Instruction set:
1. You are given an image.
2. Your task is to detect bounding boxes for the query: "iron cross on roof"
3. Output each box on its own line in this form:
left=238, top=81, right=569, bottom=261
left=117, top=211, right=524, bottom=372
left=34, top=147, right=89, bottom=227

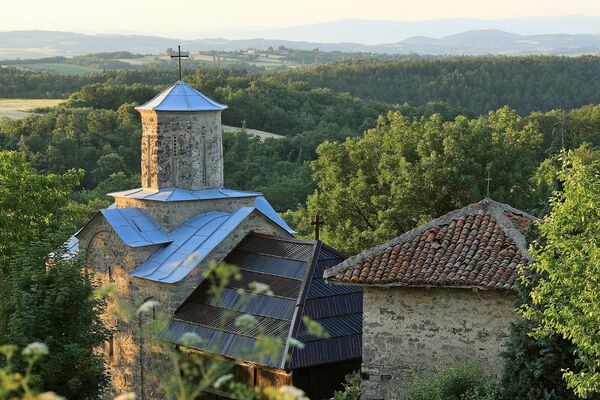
left=171, top=45, right=189, bottom=81
left=311, top=214, right=325, bottom=241
left=485, top=170, right=492, bottom=198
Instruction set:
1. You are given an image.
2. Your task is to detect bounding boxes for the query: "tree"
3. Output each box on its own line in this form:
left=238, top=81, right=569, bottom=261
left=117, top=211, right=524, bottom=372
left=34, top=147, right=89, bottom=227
left=501, top=291, right=582, bottom=399
left=0, top=152, right=108, bottom=398
left=6, top=250, right=109, bottom=399
left=0, top=152, right=82, bottom=336
left=288, top=108, right=542, bottom=254
left=523, top=153, right=600, bottom=398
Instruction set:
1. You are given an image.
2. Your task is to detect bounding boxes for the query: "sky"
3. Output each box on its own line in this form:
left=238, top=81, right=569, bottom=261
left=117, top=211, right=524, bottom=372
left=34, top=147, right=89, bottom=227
left=3, top=0, right=600, bottom=37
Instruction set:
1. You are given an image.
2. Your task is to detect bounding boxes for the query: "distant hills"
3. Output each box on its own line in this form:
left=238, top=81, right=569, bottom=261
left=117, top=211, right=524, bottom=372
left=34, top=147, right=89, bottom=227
left=244, top=16, right=600, bottom=44
left=2, top=24, right=600, bottom=60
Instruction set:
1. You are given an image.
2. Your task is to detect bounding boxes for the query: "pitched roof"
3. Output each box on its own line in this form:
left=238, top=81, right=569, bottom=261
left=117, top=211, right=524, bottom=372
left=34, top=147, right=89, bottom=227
left=108, top=188, right=296, bottom=236
left=135, top=81, right=227, bottom=112
left=99, top=208, right=170, bottom=247
left=162, top=233, right=362, bottom=369
left=324, top=198, right=535, bottom=291
left=131, top=208, right=254, bottom=283
left=72, top=193, right=297, bottom=283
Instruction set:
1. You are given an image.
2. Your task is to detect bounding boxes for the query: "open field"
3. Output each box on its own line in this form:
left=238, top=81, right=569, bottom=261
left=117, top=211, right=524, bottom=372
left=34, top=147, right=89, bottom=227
left=14, top=63, right=102, bottom=75
left=0, top=98, right=65, bottom=119
left=0, top=101, right=283, bottom=140
left=223, top=125, right=284, bottom=140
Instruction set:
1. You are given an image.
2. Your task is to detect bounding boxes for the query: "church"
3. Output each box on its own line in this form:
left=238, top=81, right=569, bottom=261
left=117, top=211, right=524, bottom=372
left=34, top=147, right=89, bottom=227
left=71, top=80, right=362, bottom=399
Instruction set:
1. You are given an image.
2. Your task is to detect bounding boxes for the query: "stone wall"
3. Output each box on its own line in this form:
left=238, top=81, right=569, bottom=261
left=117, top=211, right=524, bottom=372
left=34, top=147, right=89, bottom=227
left=361, top=287, right=518, bottom=400
left=77, top=209, right=290, bottom=398
left=140, top=109, right=224, bottom=191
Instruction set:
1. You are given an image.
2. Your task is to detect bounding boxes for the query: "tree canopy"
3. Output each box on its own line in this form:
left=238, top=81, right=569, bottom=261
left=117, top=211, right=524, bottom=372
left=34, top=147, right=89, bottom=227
left=287, top=108, right=544, bottom=254
left=524, top=153, right=600, bottom=398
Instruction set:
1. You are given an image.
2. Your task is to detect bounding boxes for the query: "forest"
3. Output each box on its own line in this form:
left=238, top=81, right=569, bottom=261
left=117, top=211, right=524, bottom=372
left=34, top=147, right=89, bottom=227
left=271, top=56, right=600, bottom=114
left=0, top=55, right=599, bottom=399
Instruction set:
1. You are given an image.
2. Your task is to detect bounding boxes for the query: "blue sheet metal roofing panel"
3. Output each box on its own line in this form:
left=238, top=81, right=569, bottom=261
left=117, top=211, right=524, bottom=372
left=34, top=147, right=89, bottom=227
left=108, top=187, right=262, bottom=202
left=135, top=81, right=227, bottom=112
left=100, top=208, right=170, bottom=247
left=130, top=208, right=254, bottom=283
left=108, top=188, right=296, bottom=234
left=255, top=196, right=296, bottom=234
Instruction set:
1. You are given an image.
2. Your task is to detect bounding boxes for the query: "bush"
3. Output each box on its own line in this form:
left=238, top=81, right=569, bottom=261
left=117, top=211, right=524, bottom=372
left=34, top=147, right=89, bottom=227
left=407, top=365, right=499, bottom=400
left=331, top=371, right=361, bottom=400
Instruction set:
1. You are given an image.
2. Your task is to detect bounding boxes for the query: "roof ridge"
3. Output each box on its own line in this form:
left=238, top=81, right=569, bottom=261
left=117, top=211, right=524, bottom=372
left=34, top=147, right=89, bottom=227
left=282, top=241, right=321, bottom=369
left=248, top=232, right=313, bottom=245
left=485, top=200, right=534, bottom=262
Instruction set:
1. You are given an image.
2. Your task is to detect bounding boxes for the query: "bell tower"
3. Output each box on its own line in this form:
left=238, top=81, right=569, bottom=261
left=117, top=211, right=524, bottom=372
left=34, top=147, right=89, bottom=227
left=135, top=81, right=227, bottom=191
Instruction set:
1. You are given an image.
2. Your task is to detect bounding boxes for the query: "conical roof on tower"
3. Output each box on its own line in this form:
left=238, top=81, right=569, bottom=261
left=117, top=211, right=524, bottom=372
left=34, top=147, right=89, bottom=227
left=135, top=81, right=227, bottom=112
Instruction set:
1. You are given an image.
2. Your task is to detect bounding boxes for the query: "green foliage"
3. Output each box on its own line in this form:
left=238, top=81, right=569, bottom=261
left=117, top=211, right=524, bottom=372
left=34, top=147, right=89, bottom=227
left=523, top=153, right=600, bottom=397
left=501, top=317, right=583, bottom=400
left=0, top=153, right=108, bottom=398
left=5, top=251, right=109, bottom=399
left=290, top=108, right=543, bottom=254
left=0, top=104, right=140, bottom=189
left=0, top=342, right=65, bottom=400
left=407, top=366, right=499, bottom=400
left=331, top=371, right=361, bottom=400
left=0, top=152, right=83, bottom=336
left=271, top=56, right=600, bottom=115
left=65, top=83, right=159, bottom=110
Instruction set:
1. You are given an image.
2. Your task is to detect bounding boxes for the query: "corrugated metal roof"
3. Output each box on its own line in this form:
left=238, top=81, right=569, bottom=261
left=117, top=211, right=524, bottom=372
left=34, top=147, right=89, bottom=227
left=135, top=81, right=227, bottom=112
left=163, top=233, right=363, bottom=370
left=131, top=208, right=253, bottom=283
left=100, top=208, right=170, bottom=247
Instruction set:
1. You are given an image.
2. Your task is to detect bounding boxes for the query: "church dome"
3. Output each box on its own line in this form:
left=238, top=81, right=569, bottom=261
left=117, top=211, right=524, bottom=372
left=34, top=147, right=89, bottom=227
left=135, top=80, right=228, bottom=112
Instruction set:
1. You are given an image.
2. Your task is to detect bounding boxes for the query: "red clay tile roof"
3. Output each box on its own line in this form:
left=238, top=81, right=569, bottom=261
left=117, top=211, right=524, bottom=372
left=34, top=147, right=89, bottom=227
left=324, top=199, right=535, bottom=291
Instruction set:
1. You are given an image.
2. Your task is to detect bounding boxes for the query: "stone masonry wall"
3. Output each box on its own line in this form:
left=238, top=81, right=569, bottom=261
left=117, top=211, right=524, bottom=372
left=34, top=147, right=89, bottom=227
left=77, top=210, right=290, bottom=399
left=361, top=287, right=518, bottom=400
left=140, top=109, right=224, bottom=191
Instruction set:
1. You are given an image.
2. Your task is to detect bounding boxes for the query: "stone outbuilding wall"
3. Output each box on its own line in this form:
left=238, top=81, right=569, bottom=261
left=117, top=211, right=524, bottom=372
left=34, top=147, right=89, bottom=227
left=361, top=286, right=518, bottom=400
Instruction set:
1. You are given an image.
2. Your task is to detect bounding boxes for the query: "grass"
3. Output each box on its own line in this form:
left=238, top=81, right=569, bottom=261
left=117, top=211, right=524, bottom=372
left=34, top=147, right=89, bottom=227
left=0, top=98, right=65, bottom=119
left=223, top=125, right=284, bottom=140
left=0, top=102, right=283, bottom=141
left=16, top=63, right=102, bottom=75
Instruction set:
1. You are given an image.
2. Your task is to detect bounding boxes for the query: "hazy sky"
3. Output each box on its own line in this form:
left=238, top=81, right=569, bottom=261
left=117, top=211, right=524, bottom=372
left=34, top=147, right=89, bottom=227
left=3, top=0, right=600, bottom=37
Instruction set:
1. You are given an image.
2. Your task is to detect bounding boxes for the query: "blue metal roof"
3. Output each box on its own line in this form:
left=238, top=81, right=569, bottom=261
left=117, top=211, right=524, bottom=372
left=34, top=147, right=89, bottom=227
left=131, top=208, right=253, bottom=283
left=100, top=208, right=171, bottom=247
left=135, top=81, right=227, bottom=112
left=255, top=196, right=296, bottom=234
left=108, top=187, right=296, bottom=234
left=109, top=187, right=262, bottom=202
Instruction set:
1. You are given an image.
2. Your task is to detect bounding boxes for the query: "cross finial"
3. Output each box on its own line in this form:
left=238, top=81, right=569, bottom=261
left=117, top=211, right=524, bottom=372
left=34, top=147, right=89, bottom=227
left=485, top=170, right=492, bottom=198
left=171, top=45, right=189, bottom=81
left=311, top=214, right=325, bottom=241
